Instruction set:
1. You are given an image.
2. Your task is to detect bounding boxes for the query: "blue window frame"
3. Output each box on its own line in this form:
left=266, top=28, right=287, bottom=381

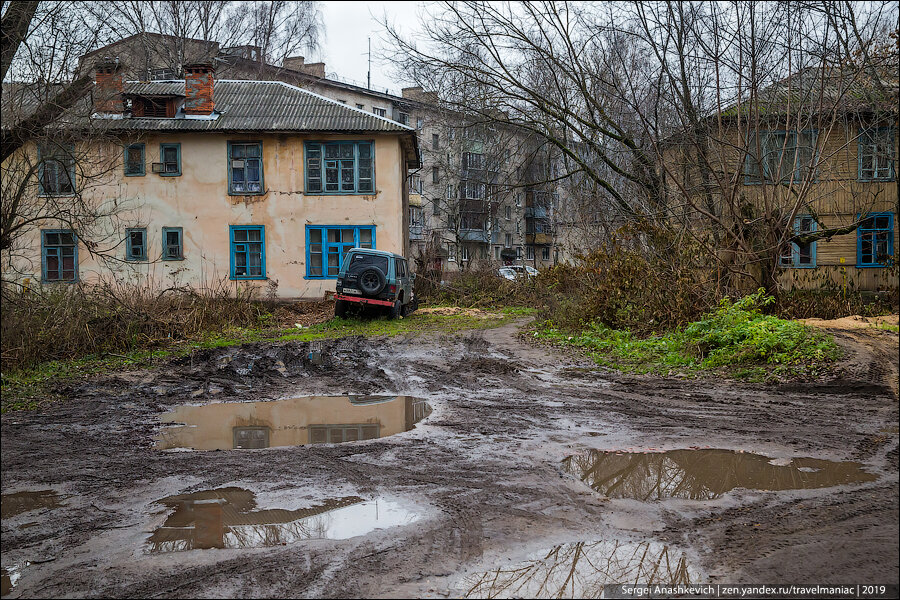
left=228, top=141, right=264, bottom=194
left=857, top=212, right=894, bottom=268
left=38, top=144, right=75, bottom=195
left=858, top=127, right=895, bottom=181
left=159, top=143, right=181, bottom=176
left=779, top=215, right=816, bottom=268
left=41, top=229, right=77, bottom=281
left=305, top=225, right=375, bottom=278
left=125, top=144, right=145, bottom=176
left=162, top=227, right=183, bottom=260
left=304, top=141, right=374, bottom=194
left=230, top=226, right=266, bottom=279
left=125, top=227, right=147, bottom=261
left=744, top=130, right=817, bottom=185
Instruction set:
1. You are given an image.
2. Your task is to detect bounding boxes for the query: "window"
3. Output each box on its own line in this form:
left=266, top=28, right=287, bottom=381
left=124, top=144, right=145, bottom=176
left=516, top=221, right=521, bottom=234
left=398, top=112, right=409, bottom=126
left=309, top=424, right=379, bottom=443
left=857, top=212, right=894, bottom=268
left=432, top=166, right=439, bottom=184
left=356, top=103, right=364, bottom=110
left=779, top=216, right=816, bottom=268
left=448, top=243, right=457, bottom=262
left=159, top=143, right=181, bottom=176
left=373, top=107, right=386, bottom=117
left=409, top=206, right=424, bottom=228
left=305, top=141, right=374, bottom=194
left=744, top=130, right=817, bottom=184
left=433, top=198, right=441, bottom=215
left=494, top=246, right=501, bottom=260
left=526, top=246, right=535, bottom=260
left=462, top=152, right=485, bottom=170
left=39, top=144, right=75, bottom=195
left=230, top=226, right=265, bottom=279
left=125, top=228, right=147, bottom=261
left=162, top=227, right=183, bottom=260
left=445, top=184, right=454, bottom=199
left=233, top=427, right=270, bottom=449
left=542, top=246, right=550, bottom=260
left=305, top=225, right=375, bottom=278
left=338, top=99, right=347, bottom=104
left=515, top=194, right=522, bottom=208
left=228, top=141, right=264, bottom=194
left=460, top=246, right=470, bottom=262
left=416, top=118, right=424, bottom=130
left=460, top=180, right=485, bottom=200
left=505, top=233, right=512, bottom=247
left=41, top=230, right=77, bottom=281
left=516, top=246, right=523, bottom=259
left=432, top=133, right=439, bottom=150
left=505, top=206, right=512, bottom=220
left=408, top=175, right=422, bottom=194
left=858, top=127, right=895, bottom=181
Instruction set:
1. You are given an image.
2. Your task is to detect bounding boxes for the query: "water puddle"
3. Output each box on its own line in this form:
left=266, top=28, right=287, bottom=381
left=562, top=449, right=878, bottom=500
left=147, top=487, right=420, bottom=553
left=460, top=539, right=698, bottom=598
left=155, top=395, right=431, bottom=450
left=1, top=563, right=28, bottom=597
left=1, top=491, right=66, bottom=519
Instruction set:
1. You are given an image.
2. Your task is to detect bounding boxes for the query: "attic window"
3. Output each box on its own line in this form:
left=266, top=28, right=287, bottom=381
left=133, top=97, right=175, bottom=118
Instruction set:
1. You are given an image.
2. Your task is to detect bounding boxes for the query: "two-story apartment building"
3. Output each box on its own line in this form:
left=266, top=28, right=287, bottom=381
left=3, top=62, right=419, bottom=299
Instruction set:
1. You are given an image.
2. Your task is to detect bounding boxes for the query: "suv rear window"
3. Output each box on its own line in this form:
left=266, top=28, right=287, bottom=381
left=346, top=253, right=389, bottom=275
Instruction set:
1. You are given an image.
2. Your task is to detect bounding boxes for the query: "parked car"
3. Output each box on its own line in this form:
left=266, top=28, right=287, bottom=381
left=498, top=265, right=539, bottom=280
left=334, top=249, right=416, bottom=319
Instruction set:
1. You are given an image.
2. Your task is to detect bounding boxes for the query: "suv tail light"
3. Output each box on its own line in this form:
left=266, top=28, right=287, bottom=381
left=389, top=285, right=396, bottom=294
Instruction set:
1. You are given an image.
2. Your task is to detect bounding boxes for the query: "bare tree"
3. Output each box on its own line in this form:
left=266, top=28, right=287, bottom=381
left=383, top=1, right=898, bottom=293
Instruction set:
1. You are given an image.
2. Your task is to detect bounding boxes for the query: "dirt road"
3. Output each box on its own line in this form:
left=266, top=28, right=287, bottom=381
left=1, top=319, right=897, bottom=597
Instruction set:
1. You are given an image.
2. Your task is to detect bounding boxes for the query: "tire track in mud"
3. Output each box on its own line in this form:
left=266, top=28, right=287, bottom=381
left=1, top=320, right=897, bottom=597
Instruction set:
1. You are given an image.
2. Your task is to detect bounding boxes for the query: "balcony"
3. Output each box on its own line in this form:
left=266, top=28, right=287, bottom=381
left=524, top=206, right=548, bottom=219
left=410, top=225, right=424, bottom=240
left=526, top=233, right=553, bottom=245
left=409, top=193, right=422, bottom=207
left=459, top=229, right=491, bottom=243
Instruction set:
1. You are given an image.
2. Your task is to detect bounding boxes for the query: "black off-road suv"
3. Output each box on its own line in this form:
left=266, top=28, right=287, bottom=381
left=334, top=248, right=417, bottom=319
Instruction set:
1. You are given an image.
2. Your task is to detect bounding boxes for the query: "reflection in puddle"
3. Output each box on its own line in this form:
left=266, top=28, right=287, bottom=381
left=147, top=488, right=420, bottom=553
left=1, top=563, right=28, bottom=597
left=1, top=491, right=65, bottom=519
left=462, top=540, right=696, bottom=599
left=562, top=449, right=878, bottom=500
left=155, top=395, right=431, bottom=450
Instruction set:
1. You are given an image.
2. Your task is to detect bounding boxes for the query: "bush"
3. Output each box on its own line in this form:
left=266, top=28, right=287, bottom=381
left=535, top=289, right=841, bottom=375
left=1, top=279, right=270, bottom=372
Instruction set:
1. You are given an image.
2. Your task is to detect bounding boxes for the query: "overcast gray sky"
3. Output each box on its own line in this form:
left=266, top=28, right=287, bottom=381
left=318, top=1, right=426, bottom=95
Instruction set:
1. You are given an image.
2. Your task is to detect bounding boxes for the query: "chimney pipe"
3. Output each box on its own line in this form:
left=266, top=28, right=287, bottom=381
left=184, top=63, right=215, bottom=115
left=94, top=60, right=124, bottom=114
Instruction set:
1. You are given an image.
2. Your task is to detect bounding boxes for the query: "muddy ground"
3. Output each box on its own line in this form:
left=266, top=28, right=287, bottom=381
left=1, top=318, right=898, bottom=598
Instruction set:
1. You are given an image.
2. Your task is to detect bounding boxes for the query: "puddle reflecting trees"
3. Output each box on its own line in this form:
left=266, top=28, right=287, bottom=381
left=562, top=449, right=878, bottom=500
left=462, top=540, right=696, bottom=599
left=155, top=395, right=431, bottom=451
left=147, top=487, right=420, bottom=553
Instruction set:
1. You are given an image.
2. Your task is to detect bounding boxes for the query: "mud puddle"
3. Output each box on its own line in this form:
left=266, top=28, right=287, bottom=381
left=147, top=487, right=420, bottom=553
left=1, top=563, right=28, bottom=597
left=155, top=395, right=431, bottom=450
left=459, top=539, right=698, bottom=598
left=1, top=490, right=66, bottom=519
left=562, top=449, right=878, bottom=500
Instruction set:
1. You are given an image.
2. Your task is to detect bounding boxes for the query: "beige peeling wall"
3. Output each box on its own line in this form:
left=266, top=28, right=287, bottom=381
left=11, top=131, right=407, bottom=299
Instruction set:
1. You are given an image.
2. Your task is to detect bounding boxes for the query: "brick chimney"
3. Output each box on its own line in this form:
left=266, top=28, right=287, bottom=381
left=184, top=63, right=215, bottom=115
left=282, top=56, right=306, bottom=71
left=94, top=60, right=124, bottom=113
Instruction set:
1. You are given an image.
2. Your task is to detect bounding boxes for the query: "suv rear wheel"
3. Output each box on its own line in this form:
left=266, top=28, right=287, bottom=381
left=335, top=299, right=349, bottom=318
left=389, top=299, right=402, bottom=319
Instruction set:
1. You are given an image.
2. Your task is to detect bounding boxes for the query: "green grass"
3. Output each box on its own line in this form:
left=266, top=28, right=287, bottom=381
left=1, top=309, right=513, bottom=413
left=871, top=322, right=900, bottom=333
left=534, top=289, right=842, bottom=379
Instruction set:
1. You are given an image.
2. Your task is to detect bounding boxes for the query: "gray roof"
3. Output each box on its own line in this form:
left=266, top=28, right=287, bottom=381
left=111, top=79, right=415, bottom=133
